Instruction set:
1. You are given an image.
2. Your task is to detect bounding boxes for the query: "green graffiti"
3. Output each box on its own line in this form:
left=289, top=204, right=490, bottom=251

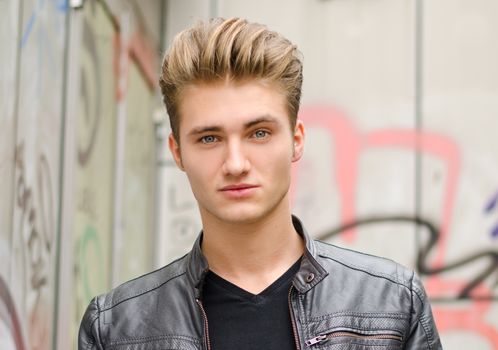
left=79, top=225, right=105, bottom=302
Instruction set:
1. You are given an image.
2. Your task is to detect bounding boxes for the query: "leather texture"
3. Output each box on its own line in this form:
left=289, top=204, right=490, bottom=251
left=78, top=216, right=442, bottom=350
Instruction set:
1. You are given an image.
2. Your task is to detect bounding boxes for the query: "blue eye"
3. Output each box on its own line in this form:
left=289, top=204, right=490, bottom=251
left=200, top=135, right=217, bottom=144
left=253, top=130, right=269, bottom=138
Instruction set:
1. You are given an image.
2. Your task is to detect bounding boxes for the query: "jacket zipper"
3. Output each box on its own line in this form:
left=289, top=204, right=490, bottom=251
left=288, top=286, right=301, bottom=350
left=306, top=330, right=403, bottom=346
left=196, top=299, right=212, bottom=350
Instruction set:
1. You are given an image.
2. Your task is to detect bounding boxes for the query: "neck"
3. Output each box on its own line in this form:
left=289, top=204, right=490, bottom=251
left=200, top=202, right=304, bottom=294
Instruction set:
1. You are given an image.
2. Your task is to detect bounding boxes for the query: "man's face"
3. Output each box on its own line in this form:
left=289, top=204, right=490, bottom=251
left=169, top=80, right=304, bottom=225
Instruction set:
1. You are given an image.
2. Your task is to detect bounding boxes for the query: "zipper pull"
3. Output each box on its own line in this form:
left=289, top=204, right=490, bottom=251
left=305, top=335, right=326, bottom=346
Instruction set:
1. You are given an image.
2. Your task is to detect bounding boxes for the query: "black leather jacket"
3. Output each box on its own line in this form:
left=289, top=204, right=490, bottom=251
left=79, top=217, right=442, bottom=349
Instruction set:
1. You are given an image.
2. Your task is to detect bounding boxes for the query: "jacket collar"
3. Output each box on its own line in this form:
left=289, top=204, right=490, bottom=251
left=186, top=215, right=328, bottom=297
left=290, top=215, right=329, bottom=293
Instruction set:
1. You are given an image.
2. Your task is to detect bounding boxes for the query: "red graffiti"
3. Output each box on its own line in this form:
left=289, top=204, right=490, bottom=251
left=113, top=28, right=158, bottom=101
left=128, top=31, right=157, bottom=90
left=0, top=276, right=26, bottom=350
left=293, top=105, right=498, bottom=347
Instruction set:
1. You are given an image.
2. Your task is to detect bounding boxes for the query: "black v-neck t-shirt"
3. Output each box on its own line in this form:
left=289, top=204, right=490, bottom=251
left=202, top=259, right=301, bottom=350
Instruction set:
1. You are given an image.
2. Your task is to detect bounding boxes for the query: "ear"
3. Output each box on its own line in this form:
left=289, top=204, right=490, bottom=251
left=291, top=119, right=305, bottom=162
left=168, top=133, right=185, bottom=171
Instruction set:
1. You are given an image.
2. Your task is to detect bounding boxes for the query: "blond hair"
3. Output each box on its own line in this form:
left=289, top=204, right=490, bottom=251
left=159, top=17, right=303, bottom=141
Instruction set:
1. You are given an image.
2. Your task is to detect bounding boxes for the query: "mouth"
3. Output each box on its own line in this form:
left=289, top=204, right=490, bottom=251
left=220, top=184, right=259, bottom=191
left=219, top=184, right=260, bottom=198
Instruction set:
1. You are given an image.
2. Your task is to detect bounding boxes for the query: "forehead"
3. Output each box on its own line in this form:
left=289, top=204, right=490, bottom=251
left=177, top=80, right=290, bottom=133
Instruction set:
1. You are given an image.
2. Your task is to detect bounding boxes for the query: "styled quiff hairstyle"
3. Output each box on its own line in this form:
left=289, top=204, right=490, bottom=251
left=159, top=17, right=303, bottom=142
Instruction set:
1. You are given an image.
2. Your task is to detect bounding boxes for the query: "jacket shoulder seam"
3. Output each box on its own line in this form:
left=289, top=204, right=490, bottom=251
left=316, top=241, right=411, bottom=289
left=321, top=253, right=410, bottom=288
left=103, top=270, right=187, bottom=310
left=119, top=253, right=188, bottom=283
left=316, top=240, right=399, bottom=265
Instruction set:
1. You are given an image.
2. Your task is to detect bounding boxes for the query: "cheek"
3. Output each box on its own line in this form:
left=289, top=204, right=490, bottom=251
left=182, top=149, right=221, bottom=181
left=183, top=165, right=211, bottom=203
left=257, top=143, right=293, bottom=173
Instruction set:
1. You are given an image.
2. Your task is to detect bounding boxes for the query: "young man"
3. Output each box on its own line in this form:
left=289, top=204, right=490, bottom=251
left=79, top=18, right=442, bottom=349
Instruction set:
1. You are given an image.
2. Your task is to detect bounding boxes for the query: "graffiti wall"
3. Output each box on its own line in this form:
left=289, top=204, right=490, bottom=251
left=0, top=0, right=160, bottom=349
left=70, top=1, right=159, bottom=347
left=0, top=1, right=23, bottom=348
left=117, top=44, right=157, bottom=284
left=3, top=0, right=68, bottom=348
left=72, top=0, right=117, bottom=340
left=0, top=0, right=20, bottom=282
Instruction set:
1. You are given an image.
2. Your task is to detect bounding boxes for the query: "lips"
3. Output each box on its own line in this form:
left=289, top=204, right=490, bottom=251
left=220, top=184, right=259, bottom=191
left=219, top=184, right=260, bottom=198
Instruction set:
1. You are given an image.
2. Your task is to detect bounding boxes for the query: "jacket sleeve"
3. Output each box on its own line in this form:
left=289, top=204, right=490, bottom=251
left=404, top=272, right=443, bottom=349
left=78, top=297, right=104, bottom=350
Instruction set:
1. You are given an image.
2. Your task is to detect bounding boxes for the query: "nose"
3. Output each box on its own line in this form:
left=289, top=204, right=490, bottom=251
left=222, top=139, right=250, bottom=177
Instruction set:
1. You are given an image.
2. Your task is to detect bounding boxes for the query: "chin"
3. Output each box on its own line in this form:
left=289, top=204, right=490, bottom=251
left=218, top=211, right=262, bottom=225
left=207, top=205, right=267, bottom=225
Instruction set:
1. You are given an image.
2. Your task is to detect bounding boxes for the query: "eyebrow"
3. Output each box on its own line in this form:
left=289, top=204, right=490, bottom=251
left=187, top=115, right=280, bottom=137
left=244, top=115, right=280, bottom=128
left=187, top=125, right=223, bottom=136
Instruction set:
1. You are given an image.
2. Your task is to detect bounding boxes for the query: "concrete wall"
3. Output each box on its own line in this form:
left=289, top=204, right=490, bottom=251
left=0, top=0, right=161, bottom=349
left=163, top=0, right=498, bottom=348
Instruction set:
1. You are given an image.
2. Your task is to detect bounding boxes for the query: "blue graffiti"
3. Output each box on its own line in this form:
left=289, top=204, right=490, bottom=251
left=20, top=0, right=68, bottom=48
left=484, top=190, right=498, bottom=239
left=20, top=11, right=37, bottom=48
left=56, top=0, right=69, bottom=12
left=19, top=0, right=68, bottom=96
